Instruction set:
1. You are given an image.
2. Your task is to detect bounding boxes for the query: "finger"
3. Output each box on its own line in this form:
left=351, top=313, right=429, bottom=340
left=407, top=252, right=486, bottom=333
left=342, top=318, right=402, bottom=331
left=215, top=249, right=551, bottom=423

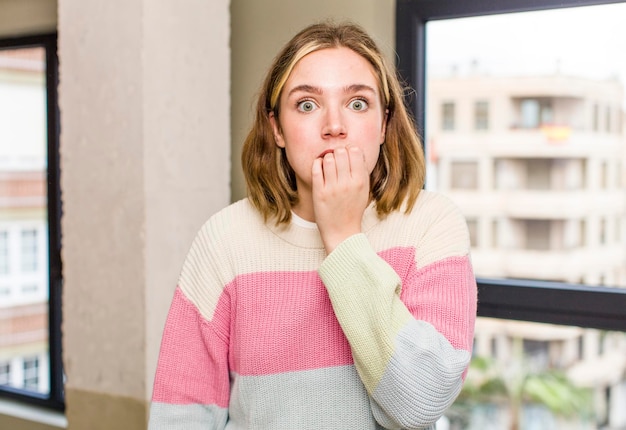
left=347, top=146, right=367, bottom=180
left=333, top=147, right=350, bottom=183
left=322, top=151, right=337, bottom=186
left=312, top=157, right=324, bottom=189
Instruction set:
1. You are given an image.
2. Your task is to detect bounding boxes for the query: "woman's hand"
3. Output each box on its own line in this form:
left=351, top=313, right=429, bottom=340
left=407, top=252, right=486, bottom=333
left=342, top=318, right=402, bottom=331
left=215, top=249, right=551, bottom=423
left=312, top=145, right=370, bottom=254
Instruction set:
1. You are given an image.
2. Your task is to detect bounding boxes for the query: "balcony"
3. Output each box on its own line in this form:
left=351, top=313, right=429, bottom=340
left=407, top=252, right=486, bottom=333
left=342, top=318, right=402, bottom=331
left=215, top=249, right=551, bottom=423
left=433, top=130, right=622, bottom=159
left=449, top=190, right=624, bottom=219
left=471, top=246, right=624, bottom=282
left=502, top=190, right=623, bottom=219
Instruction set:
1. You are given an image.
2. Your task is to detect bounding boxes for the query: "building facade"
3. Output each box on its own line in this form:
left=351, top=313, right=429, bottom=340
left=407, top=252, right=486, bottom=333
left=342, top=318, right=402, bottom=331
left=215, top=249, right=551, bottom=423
left=428, top=73, right=626, bottom=428
left=0, top=47, right=49, bottom=396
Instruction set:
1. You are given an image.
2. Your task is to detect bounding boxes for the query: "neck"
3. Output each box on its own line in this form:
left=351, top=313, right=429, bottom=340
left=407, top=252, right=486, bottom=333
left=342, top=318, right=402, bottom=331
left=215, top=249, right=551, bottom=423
left=292, top=198, right=315, bottom=222
left=292, top=183, right=316, bottom=222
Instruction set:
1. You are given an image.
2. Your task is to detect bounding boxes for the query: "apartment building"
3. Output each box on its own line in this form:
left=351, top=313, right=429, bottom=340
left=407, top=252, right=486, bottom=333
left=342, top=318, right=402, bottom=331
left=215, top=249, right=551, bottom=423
left=0, top=47, right=50, bottom=395
left=427, top=73, right=626, bottom=428
left=428, top=73, right=625, bottom=285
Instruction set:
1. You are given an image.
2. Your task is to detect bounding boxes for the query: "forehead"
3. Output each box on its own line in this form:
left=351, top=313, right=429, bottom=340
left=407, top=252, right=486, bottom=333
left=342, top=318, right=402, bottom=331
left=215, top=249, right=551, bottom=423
left=283, top=47, right=379, bottom=91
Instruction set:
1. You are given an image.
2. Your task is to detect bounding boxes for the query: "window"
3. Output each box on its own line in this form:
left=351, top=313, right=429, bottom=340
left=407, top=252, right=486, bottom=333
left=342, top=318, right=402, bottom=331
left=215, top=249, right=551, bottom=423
left=0, top=34, right=62, bottom=411
left=466, top=218, right=478, bottom=247
left=451, top=161, right=479, bottom=189
left=0, top=231, right=8, bottom=274
left=441, top=101, right=455, bottom=130
left=522, top=339, right=550, bottom=367
left=0, top=362, right=9, bottom=386
left=491, top=219, right=498, bottom=248
left=21, top=284, right=39, bottom=294
left=396, top=0, right=626, bottom=321
left=521, top=99, right=540, bottom=128
left=520, top=98, right=553, bottom=128
left=593, top=103, right=599, bottom=131
left=20, top=229, right=38, bottom=272
left=22, top=356, right=40, bottom=392
left=396, top=0, right=626, bottom=428
left=474, top=100, right=489, bottom=130
left=600, top=161, right=609, bottom=188
left=526, top=159, right=551, bottom=190
left=600, top=217, right=607, bottom=245
left=526, top=220, right=550, bottom=250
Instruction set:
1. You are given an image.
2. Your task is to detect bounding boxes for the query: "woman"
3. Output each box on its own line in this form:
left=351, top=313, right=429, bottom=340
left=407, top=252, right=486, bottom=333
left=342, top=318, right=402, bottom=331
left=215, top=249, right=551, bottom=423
left=149, top=21, right=477, bottom=430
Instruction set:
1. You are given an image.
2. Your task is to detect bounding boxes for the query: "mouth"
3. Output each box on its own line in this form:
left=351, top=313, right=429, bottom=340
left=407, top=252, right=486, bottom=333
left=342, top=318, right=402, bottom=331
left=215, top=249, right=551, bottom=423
left=317, top=149, right=335, bottom=158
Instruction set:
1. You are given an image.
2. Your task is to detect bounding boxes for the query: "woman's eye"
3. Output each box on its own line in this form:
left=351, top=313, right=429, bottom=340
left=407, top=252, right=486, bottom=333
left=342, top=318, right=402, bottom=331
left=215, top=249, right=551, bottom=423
left=297, top=100, right=316, bottom=112
left=349, top=99, right=369, bottom=111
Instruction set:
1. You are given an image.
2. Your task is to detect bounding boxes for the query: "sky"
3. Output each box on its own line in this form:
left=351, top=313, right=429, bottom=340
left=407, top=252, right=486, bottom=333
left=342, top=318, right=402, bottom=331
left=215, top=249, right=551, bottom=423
left=426, top=2, right=626, bottom=90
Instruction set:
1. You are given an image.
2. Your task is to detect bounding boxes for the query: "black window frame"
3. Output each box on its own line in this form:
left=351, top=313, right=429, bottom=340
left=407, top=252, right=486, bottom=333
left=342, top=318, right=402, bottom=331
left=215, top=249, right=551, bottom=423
left=0, top=33, right=63, bottom=411
left=396, top=0, right=626, bottom=332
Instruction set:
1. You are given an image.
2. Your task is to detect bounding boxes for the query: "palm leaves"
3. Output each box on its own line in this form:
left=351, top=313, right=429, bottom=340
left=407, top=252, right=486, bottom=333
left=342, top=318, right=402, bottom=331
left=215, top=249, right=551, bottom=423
left=448, top=337, right=593, bottom=430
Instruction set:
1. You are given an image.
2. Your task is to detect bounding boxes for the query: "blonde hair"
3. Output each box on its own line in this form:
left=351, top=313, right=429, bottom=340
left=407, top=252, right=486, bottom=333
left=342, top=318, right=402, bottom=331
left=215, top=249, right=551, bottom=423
left=242, top=21, right=425, bottom=224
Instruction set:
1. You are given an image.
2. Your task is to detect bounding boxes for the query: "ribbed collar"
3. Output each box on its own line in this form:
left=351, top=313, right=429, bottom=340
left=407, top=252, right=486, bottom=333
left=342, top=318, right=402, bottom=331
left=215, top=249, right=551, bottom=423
left=265, top=202, right=381, bottom=249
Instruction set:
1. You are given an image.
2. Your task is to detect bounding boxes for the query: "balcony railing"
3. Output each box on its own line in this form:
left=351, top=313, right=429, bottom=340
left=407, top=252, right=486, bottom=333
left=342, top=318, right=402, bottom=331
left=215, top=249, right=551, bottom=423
left=471, top=246, right=624, bottom=283
left=433, top=130, right=622, bottom=158
left=450, top=190, right=623, bottom=219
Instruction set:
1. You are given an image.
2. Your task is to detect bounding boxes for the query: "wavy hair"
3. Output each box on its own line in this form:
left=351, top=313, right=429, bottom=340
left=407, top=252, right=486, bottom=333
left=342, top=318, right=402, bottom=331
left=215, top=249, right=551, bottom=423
left=242, top=21, right=425, bottom=224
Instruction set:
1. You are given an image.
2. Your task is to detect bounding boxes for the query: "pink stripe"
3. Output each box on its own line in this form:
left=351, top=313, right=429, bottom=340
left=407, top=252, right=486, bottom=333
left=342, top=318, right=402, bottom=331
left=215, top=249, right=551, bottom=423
left=153, top=247, right=475, bottom=392
left=226, top=249, right=475, bottom=376
left=396, top=252, right=477, bottom=352
left=152, top=288, right=230, bottom=406
left=227, top=271, right=353, bottom=376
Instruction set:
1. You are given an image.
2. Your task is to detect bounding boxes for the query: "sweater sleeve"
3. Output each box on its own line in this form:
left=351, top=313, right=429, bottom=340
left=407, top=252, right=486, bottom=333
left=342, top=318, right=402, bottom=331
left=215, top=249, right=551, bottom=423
left=318, top=199, right=477, bottom=429
left=148, top=223, right=232, bottom=430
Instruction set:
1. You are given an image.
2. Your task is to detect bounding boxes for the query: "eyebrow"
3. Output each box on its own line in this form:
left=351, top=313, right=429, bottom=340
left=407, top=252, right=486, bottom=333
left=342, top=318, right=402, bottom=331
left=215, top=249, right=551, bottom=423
left=286, top=84, right=377, bottom=97
left=287, top=85, right=322, bottom=97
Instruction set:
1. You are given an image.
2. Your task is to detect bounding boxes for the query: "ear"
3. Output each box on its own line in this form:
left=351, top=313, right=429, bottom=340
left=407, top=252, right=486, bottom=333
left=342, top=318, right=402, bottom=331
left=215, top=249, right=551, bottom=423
left=380, top=109, right=389, bottom=145
left=269, top=111, right=285, bottom=148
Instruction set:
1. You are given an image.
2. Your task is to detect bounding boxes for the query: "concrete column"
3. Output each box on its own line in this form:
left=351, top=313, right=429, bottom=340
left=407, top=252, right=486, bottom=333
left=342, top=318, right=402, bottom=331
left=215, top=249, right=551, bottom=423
left=58, top=0, right=230, bottom=428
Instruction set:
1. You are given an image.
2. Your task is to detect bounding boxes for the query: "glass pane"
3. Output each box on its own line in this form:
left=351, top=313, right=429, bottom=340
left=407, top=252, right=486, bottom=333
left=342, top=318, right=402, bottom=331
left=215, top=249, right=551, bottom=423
left=0, top=46, right=50, bottom=395
left=438, top=317, right=626, bottom=430
left=425, top=4, right=626, bottom=429
left=426, top=3, right=626, bottom=288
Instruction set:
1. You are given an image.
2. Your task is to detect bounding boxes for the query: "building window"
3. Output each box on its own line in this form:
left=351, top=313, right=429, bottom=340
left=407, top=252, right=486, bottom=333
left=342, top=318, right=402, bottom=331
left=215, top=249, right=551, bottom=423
left=21, top=284, right=39, bottom=294
left=491, top=219, right=499, bottom=248
left=467, top=218, right=478, bottom=247
left=520, top=99, right=539, bottom=128
left=474, top=100, right=489, bottom=130
left=600, top=161, right=608, bottom=189
left=580, top=219, right=587, bottom=247
left=526, top=220, right=550, bottom=250
left=0, top=34, right=62, bottom=410
left=523, top=339, right=550, bottom=367
left=451, top=161, right=478, bottom=189
left=0, top=361, right=10, bottom=386
left=0, top=231, right=8, bottom=274
left=520, top=98, right=553, bottom=129
left=442, top=101, right=455, bottom=130
left=22, top=356, right=39, bottom=392
left=20, top=229, right=38, bottom=272
left=526, top=159, right=551, bottom=190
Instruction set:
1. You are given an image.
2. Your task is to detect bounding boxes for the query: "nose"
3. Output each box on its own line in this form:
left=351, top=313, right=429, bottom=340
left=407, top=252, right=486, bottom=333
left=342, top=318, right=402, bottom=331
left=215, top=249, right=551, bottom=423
left=321, top=106, right=346, bottom=139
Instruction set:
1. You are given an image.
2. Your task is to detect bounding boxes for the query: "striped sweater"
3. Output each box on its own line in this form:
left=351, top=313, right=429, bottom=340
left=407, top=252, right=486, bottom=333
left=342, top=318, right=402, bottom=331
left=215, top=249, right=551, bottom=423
left=149, top=190, right=477, bottom=430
